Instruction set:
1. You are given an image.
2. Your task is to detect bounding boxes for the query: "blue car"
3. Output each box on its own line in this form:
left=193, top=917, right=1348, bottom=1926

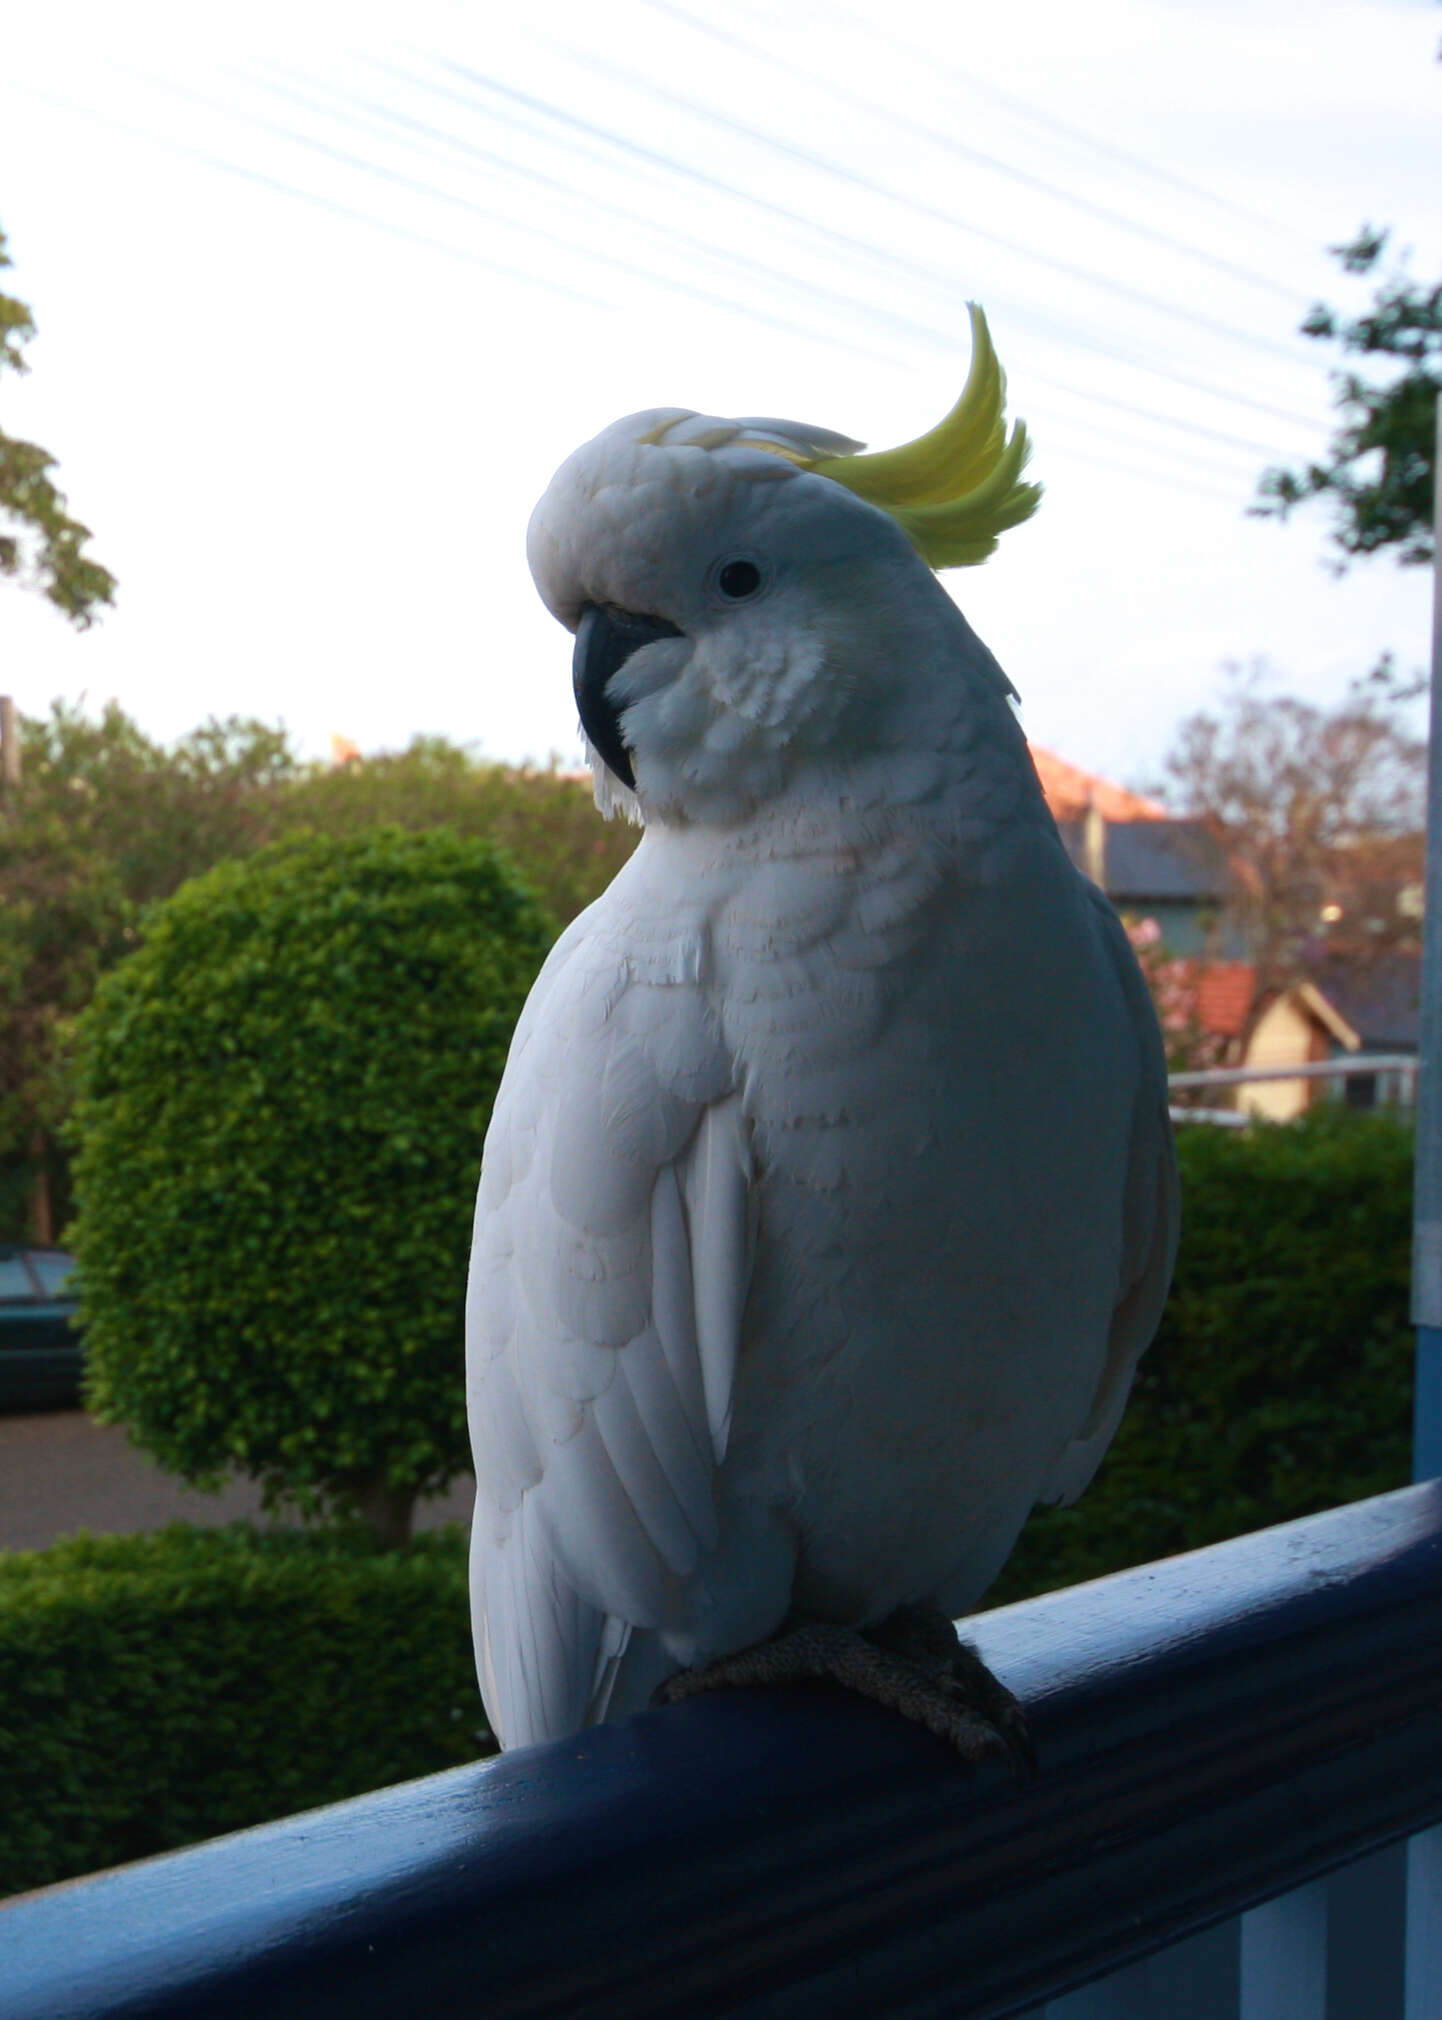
left=0, top=1247, right=81, bottom=1411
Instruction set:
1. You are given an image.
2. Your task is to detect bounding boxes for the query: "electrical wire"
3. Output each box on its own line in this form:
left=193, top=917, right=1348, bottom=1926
left=14, top=64, right=1312, bottom=512
left=418, top=47, right=1312, bottom=379
left=261, top=60, right=1277, bottom=490
left=113, top=68, right=904, bottom=368
left=392, top=51, right=1324, bottom=435
left=642, top=1, right=1307, bottom=309
left=6, top=82, right=611, bottom=314
left=771, top=0, right=1308, bottom=248
left=258, top=53, right=1304, bottom=458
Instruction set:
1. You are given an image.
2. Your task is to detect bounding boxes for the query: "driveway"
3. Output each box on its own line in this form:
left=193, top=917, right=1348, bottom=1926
left=0, top=1410, right=475, bottom=1553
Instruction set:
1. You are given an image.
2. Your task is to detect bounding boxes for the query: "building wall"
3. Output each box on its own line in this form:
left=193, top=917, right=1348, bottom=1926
left=1238, top=997, right=1329, bottom=1122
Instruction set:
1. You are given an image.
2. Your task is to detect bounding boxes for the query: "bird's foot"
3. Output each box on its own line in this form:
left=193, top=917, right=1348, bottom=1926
left=654, top=1600, right=1035, bottom=1771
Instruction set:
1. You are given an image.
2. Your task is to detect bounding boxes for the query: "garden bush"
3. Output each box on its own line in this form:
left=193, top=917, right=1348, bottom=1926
left=67, top=827, right=554, bottom=1543
left=0, top=1522, right=483, bottom=1899
left=6, top=1109, right=1416, bottom=1898
left=989, top=1107, right=1415, bottom=1604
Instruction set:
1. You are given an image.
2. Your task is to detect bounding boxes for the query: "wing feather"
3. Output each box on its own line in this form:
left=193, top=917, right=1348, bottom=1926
left=678, top=1095, right=754, bottom=1464
left=1039, top=889, right=1180, bottom=1506
left=590, top=1356, right=712, bottom=1570
left=473, top=1493, right=605, bottom=1749
left=649, top=1164, right=714, bottom=1456
left=467, top=906, right=746, bottom=1748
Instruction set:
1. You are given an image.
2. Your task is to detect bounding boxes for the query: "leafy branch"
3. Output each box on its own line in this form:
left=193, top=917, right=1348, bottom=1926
left=0, top=225, right=116, bottom=627
left=1252, top=228, right=1441, bottom=571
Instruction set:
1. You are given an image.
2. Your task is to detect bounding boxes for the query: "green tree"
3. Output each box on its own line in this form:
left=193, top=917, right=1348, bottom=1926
left=991, top=1108, right=1414, bottom=1604
left=68, top=828, right=554, bottom=1545
left=278, top=739, right=638, bottom=926
left=1160, top=663, right=1425, bottom=1002
left=0, top=703, right=299, bottom=1239
left=1252, top=228, right=1440, bottom=569
left=1, top=227, right=115, bottom=625
left=0, top=705, right=629, bottom=1244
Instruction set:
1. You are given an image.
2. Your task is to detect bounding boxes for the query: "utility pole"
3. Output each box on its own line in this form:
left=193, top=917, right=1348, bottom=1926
left=1411, top=402, right=1442, bottom=1483
left=1405, top=397, right=1442, bottom=2020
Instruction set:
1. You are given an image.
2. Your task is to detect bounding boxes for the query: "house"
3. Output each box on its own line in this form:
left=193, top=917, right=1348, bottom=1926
left=1031, top=747, right=1232, bottom=958
left=1232, top=952, right=1421, bottom=1119
left=1031, top=749, right=1418, bottom=1114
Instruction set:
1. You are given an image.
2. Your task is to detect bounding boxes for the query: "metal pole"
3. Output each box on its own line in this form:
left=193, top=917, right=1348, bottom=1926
left=1406, top=399, right=1442, bottom=2020
left=1405, top=406, right=1437, bottom=1486
left=1411, top=400, right=1442, bottom=1482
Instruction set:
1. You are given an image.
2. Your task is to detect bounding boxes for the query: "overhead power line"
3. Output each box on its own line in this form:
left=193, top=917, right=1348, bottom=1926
left=238, top=52, right=1324, bottom=472
left=818, top=0, right=1310, bottom=249
left=397, top=51, right=1322, bottom=435
left=262, top=57, right=1286, bottom=491
left=8, top=83, right=611, bottom=314
left=123, top=68, right=901, bottom=367
left=643, top=1, right=1306, bottom=310
left=261, top=54, right=1305, bottom=460
left=20, top=64, right=1308, bottom=511
left=425, top=46, right=1308, bottom=376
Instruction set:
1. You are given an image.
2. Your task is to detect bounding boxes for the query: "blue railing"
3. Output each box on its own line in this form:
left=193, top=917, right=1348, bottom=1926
left=4, top=1480, right=1440, bottom=2019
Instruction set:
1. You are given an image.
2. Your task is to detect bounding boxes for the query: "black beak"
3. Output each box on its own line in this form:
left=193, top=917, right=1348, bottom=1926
left=573, top=605, right=682, bottom=792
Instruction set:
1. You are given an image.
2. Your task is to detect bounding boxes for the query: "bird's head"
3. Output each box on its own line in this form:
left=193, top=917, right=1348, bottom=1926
left=526, top=305, right=1041, bottom=827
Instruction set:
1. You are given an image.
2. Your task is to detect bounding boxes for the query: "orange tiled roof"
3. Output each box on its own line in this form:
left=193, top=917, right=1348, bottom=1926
left=1031, top=747, right=1168, bottom=824
left=1192, top=962, right=1257, bottom=1039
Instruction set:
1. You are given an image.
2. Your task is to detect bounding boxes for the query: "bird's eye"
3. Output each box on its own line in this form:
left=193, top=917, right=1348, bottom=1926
left=715, top=557, right=764, bottom=601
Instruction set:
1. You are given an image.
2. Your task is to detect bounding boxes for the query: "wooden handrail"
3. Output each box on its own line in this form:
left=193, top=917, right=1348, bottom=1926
left=4, top=1482, right=1441, bottom=2019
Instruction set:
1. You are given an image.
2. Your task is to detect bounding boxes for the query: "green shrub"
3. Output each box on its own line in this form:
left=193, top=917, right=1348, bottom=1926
left=9, top=1110, right=1416, bottom=1897
left=989, top=1107, right=1416, bottom=1605
left=67, top=828, right=554, bottom=1542
left=0, top=1522, right=486, bottom=1899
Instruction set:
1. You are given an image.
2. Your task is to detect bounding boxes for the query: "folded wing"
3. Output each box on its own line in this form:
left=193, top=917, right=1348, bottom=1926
left=466, top=916, right=748, bottom=1748
left=1038, top=889, right=1181, bottom=1507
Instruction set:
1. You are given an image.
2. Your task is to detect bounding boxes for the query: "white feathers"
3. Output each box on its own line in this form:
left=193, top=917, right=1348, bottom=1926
left=466, top=903, right=749, bottom=1746
left=674, top=1097, right=753, bottom=1465
left=467, top=399, right=1178, bottom=1750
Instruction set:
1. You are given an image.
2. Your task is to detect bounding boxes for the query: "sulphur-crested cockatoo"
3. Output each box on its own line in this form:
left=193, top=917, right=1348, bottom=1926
left=467, top=305, right=1178, bottom=1758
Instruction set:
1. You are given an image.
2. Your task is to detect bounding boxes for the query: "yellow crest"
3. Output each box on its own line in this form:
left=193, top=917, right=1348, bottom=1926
left=807, top=304, right=1041, bottom=569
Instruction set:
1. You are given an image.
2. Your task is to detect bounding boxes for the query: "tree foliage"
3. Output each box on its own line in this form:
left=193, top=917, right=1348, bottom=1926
left=277, top=739, right=638, bottom=926
left=0, top=705, right=633, bottom=1240
left=0, top=226, right=115, bottom=626
left=991, top=1108, right=1414, bottom=1605
left=1160, top=664, right=1425, bottom=997
left=1120, top=915, right=1229, bottom=1076
left=0, top=704, right=299, bottom=1237
left=68, top=828, right=555, bottom=1544
left=0, top=1524, right=484, bottom=1898
left=1253, top=228, right=1441, bottom=569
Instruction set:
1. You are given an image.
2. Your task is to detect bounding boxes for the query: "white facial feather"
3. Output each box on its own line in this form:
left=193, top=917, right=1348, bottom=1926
left=527, top=407, right=1020, bottom=827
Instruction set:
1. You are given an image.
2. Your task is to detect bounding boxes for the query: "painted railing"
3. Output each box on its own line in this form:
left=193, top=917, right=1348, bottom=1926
left=1170, top=1054, right=1420, bottom=1098
left=4, top=1480, right=1440, bottom=2020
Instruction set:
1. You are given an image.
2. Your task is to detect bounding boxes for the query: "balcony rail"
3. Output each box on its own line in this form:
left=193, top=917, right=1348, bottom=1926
left=4, top=1481, right=1440, bottom=2020
left=1168, top=1053, right=1420, bottom=1130
left=1169, top=1056, right=1419, bottom=1095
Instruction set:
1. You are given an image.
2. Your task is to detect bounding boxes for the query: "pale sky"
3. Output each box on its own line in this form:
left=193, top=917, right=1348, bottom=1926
left=1, top=0, right=1438, bottom=794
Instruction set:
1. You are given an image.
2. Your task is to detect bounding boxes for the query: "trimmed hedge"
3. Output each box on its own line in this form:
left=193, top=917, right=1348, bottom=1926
left=67, top=828, right=555, bottom=1535
left=989, top=1107, right=1415, bottom=1605
left=0, top=1522, right=485, bottom=1899
left=2, top=1110, right=1417, bottom=1898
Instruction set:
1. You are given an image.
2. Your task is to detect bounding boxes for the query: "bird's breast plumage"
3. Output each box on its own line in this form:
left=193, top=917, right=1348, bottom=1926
left=472, top=362, right=1176, bottom=1748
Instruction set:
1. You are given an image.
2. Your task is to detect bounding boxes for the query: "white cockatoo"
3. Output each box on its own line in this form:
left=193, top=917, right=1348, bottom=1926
left=466, top=305, right=1178, bottom=1758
